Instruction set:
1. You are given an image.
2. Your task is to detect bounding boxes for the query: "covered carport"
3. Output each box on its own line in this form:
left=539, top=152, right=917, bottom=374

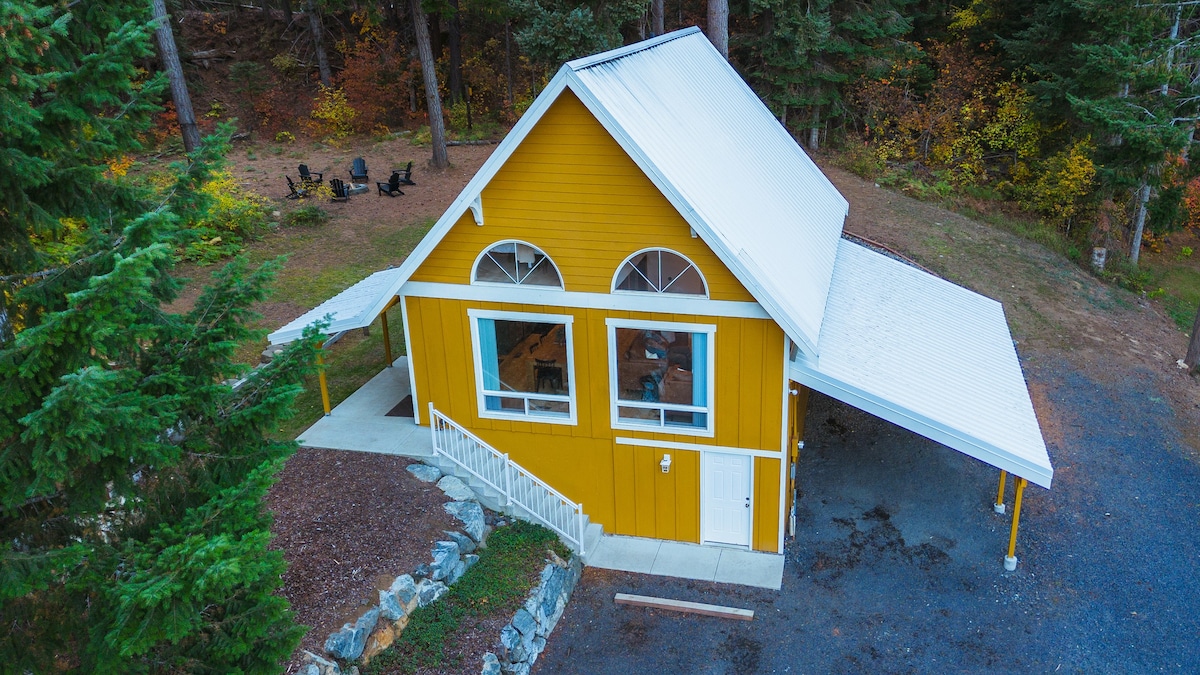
left=790, top=239, right=1053, bottom=569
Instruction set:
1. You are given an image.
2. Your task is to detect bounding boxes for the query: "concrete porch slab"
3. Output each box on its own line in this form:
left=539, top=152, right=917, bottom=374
left=587, top=534, right=785, bottom=590
left=295, top=358, right=433, bottom=458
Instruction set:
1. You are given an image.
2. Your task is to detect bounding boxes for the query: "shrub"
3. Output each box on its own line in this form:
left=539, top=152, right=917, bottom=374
left=181, top=170, right=272, bottom=264
left=285, top=204, right=330, bottom=227
left=309, top=85, right=358, bottom=142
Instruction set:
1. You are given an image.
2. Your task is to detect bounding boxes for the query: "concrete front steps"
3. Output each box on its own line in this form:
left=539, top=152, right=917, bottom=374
left=424, top=452, right=604, bottom=560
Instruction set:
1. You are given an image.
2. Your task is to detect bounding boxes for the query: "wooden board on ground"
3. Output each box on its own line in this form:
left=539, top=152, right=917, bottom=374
left=614, top=593, right=754, bottom=621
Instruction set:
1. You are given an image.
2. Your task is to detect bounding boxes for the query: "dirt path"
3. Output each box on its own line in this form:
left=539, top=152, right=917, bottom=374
left=171, top=138, right=496, bottom=329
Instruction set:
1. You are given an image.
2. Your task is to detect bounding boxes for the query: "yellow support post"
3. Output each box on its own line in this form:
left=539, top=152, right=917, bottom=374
left=1004, top=477, right=1027, bottom=570
left=380, top=309, right=393, bottom=367
left=316, top=347, right=331, bottom=416
left=994, top=470, right=1008, bottom=514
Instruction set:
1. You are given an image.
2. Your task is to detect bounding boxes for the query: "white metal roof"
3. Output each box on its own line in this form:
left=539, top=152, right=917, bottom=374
left=353, top=27, right=847, bottom=357
left=790, top=240, right=1053, bottom=488
left=268, top=267, right=404, bottom=344
left=566, top=28, right=848, bottom=355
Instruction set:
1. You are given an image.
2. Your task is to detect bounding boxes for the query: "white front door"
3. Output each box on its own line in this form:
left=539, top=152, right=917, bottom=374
left=702, top=451, right=752, bottom=547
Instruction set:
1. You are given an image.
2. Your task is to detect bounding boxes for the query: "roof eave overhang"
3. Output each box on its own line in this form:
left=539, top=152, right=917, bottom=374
left=790, top=355, right=1054, bottom=489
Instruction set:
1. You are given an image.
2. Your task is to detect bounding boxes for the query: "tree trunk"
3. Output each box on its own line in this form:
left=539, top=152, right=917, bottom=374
left=1130, top=179, right=1151, bottom=266
left=651, top=0, right=664, bottom=35
left=448, top=0, right=463, bottom=104
left=151, top=0, right=201, bottom=153
left=1185, top=303, right=1200, bottom=372
left=306, top=0, right=332, bottom=86
left=279, top=0, right=292, bottom=25
left=504, top=20, right=513, bottom=104
left=412, top=0, right=448, bottom=169
left=707, top=0, right=728, bottom=58
left=808, top=104, right=820, bottom=151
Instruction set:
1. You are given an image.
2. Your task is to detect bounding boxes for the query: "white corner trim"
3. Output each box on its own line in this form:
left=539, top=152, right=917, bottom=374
left=777, top=337, right=791, bottom=554
left=401, top=295, right=420, bottom=425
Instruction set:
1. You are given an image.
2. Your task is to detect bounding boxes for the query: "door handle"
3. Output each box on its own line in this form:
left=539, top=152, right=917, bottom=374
left=744, top=498, right=750, bottom=508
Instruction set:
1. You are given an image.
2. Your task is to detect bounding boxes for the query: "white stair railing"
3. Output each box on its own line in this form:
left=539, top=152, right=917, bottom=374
left=429, top=404, right=585, bottom=557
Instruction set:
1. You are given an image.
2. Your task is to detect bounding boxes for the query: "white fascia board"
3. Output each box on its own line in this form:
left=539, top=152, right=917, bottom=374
left=359, top=69, right=577, bottom=311
left=790, top=357, right=1054, bottom=489
left=561, top=71, right=819, bottom=358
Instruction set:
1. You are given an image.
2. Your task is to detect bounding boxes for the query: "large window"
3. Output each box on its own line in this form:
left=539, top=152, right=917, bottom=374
left=607, top=318, right=714, bottom=434
left=469, top=309, right=575, bottom=423
left=612, top=248, right=707, bottom=296
left=473, top=241, right=562, bottom=288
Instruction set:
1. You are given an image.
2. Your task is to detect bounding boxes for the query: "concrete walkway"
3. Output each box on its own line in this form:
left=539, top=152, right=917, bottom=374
left=295, top=359, right=433, bottom=458
left=587, top=534, right=785, bottom=590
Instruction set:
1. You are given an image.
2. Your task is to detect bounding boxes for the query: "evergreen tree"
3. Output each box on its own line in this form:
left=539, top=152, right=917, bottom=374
left=508, top=0, right=648, bottom=71
left=739, top=0, right=914, bottom=146
left=1000, top=0, right=1200, bottom=259
left=1, top=1, right=320, bottom=670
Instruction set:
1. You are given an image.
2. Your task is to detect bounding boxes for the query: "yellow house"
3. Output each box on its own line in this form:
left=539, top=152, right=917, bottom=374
left=271, top=29, right=1052, bottom=565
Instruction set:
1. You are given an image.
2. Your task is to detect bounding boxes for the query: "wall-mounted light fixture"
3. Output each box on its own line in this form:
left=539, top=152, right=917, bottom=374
left=659, top=454, right=672, bottom=474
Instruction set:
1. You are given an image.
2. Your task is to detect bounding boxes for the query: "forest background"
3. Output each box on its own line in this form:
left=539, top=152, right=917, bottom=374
left=5, top=0, right=1200, bottom=671
left=170, top=0, right=1200, bottom=281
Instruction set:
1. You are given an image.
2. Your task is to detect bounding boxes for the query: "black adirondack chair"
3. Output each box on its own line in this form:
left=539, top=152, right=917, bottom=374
left=349, top=157, right=368, bottom=183
left=286, top=175, right=306, bottom=199
left=394, top=160, right=416, bottom=186
left=377, top=172, right=404, bottom=197
left=329, top=178, right=350, bottom=202
left=298, top=164, right=323, bottom=185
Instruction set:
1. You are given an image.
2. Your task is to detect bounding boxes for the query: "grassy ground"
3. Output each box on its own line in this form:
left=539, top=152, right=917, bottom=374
left=363, top=521, right=571, bottom=675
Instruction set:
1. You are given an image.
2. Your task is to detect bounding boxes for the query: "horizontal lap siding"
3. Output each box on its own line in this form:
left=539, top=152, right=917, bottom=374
left=409, top=90, right=755, bottom=303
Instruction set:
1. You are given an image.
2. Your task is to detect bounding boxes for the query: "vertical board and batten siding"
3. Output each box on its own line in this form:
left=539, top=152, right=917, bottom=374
left=406, top=296, right=785, bottom=549
left=405, top=91, right=787, bottom=550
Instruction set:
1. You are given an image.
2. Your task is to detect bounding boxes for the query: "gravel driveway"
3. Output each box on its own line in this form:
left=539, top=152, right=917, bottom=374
left=533, top=353, right=1200, bottom=673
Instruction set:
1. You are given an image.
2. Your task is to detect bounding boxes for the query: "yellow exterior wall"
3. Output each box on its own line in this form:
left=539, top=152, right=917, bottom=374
left=410, top=90, right=754, bottom=303
left=404, top=89, right=789, bottom=551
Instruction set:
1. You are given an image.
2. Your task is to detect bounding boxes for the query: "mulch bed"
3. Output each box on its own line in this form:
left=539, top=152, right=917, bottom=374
left=266, top=447, right=460, bottom=671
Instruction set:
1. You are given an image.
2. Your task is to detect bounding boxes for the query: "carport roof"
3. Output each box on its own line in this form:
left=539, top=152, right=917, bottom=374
left=267, top=267, right=404, bottom=345
left=790, top=239, right=1053, bottom=488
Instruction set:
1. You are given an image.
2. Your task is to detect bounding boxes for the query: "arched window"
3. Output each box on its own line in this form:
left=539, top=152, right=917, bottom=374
left=612, top=248, right=707, bottom=297
left=472, top=241, right=563, bottom=289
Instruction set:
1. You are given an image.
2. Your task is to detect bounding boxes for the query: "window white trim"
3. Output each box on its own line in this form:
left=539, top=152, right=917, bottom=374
left=468, top=308, right=577, bottom=425
left=611, top=247, right=709, bottom=297
left=606, top=317, right=716, bottom=437
left=471, top=240, right=564, bottom=290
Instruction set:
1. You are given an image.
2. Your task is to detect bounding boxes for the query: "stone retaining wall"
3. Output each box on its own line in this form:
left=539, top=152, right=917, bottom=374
left=299, top=459, right=584, bottom=675
left=483, top=549, right=583, bottom=675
